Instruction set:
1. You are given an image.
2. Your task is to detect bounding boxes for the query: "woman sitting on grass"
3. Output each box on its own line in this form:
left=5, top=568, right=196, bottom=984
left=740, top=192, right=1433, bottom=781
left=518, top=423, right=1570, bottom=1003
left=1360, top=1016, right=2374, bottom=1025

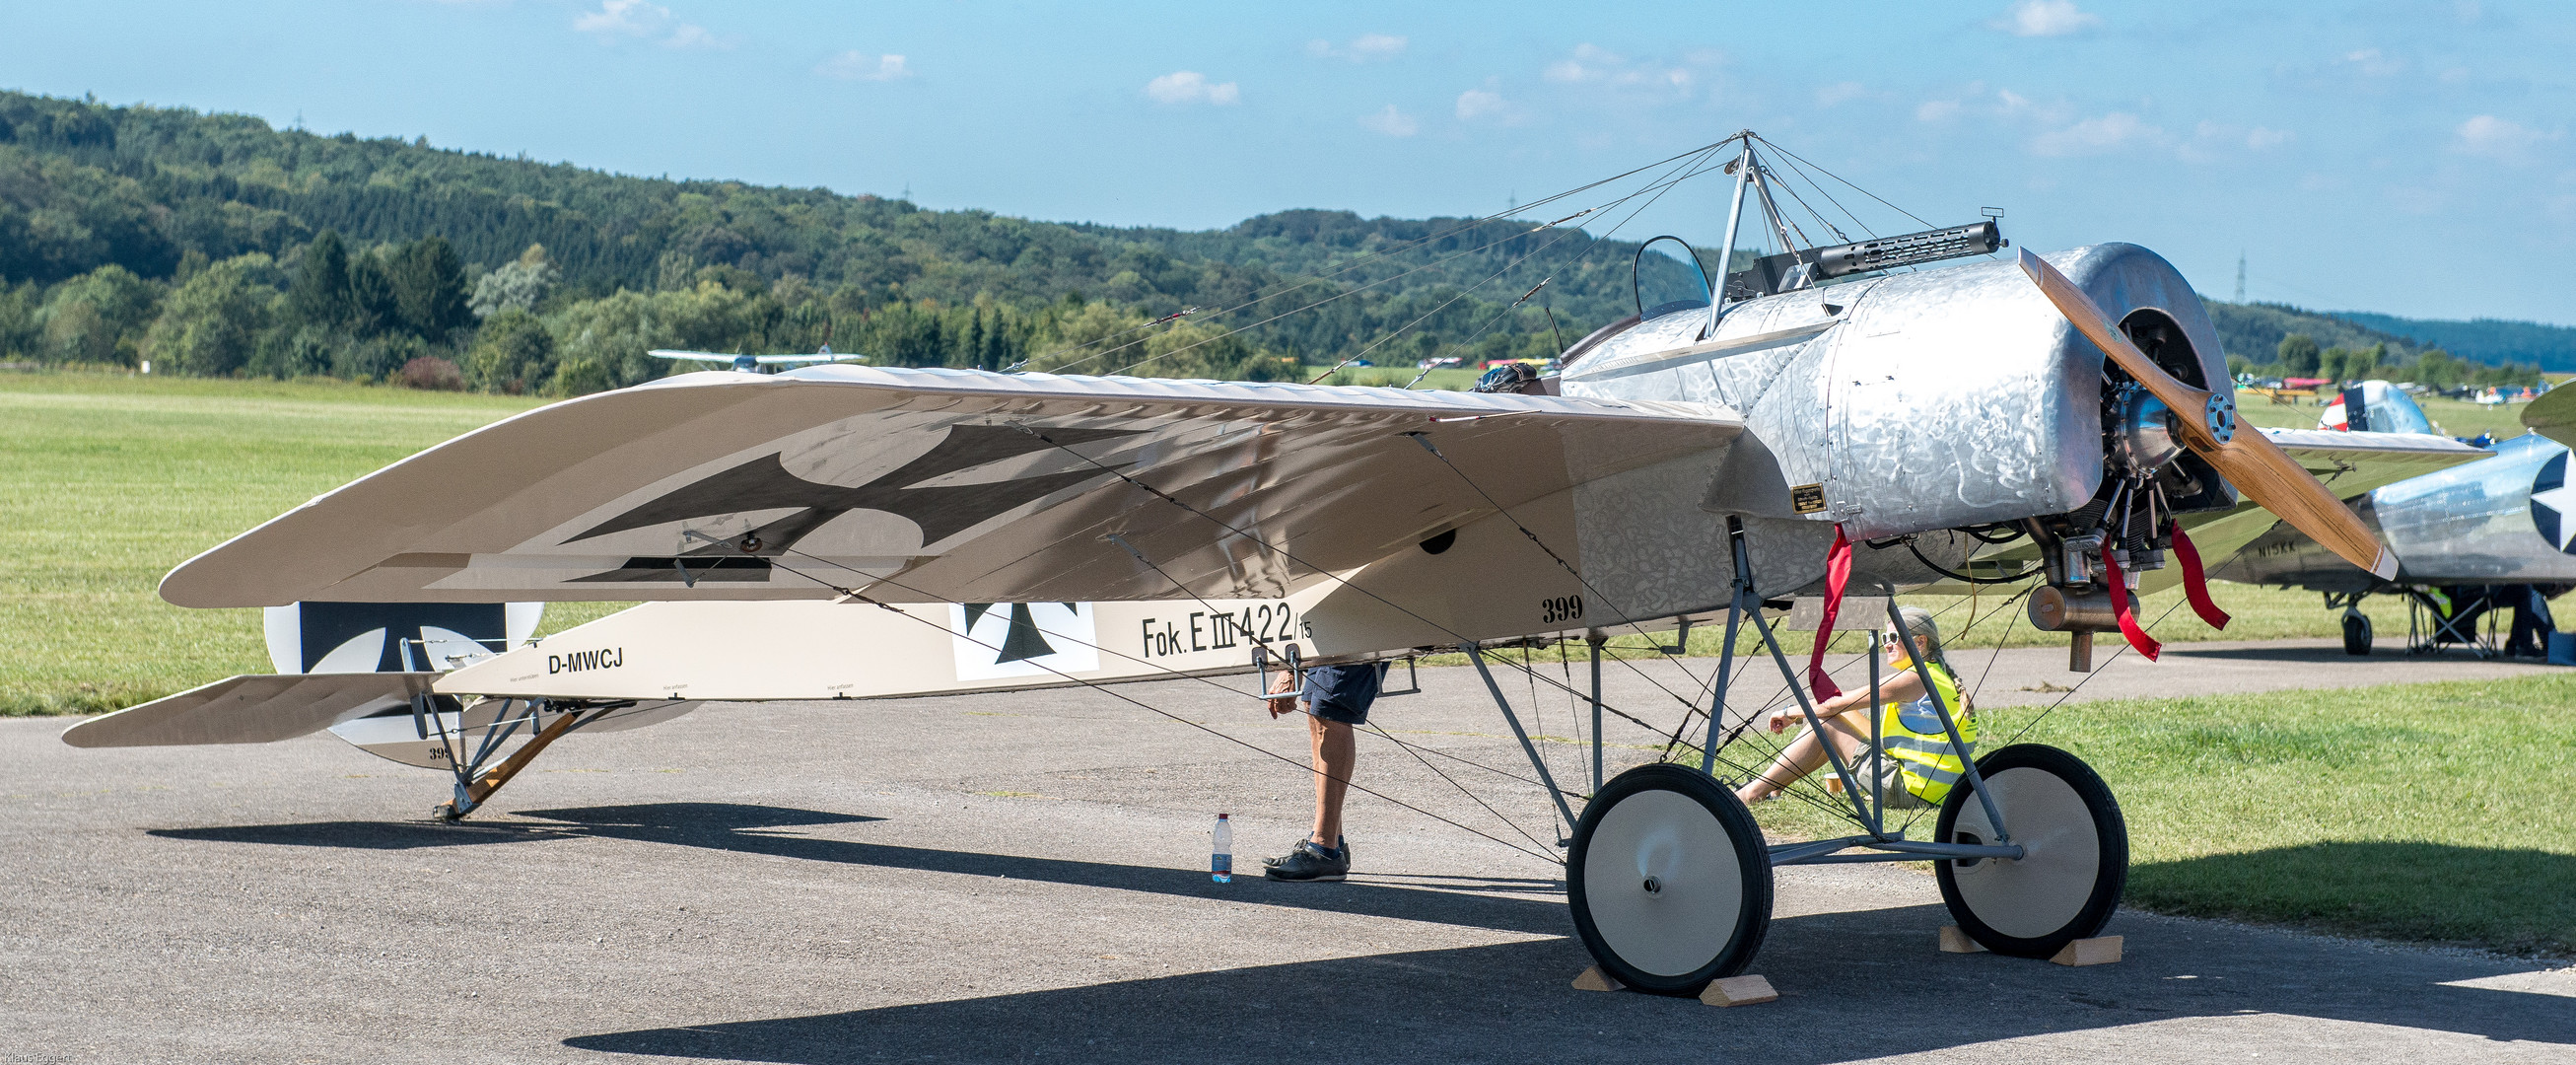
left=1733, top=605, right=1976, bottom=810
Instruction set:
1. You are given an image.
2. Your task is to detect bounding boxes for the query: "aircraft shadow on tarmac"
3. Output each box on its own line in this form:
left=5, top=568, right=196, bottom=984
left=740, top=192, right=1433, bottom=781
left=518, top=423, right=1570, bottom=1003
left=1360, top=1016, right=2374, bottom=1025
left=142, top=806, right=2572, bottom=1060
left=144, top=803, right=885, bottom=850
left=148, top=802, right=1571, bottom=936
left=562, top=901, right=2575, bottom=1064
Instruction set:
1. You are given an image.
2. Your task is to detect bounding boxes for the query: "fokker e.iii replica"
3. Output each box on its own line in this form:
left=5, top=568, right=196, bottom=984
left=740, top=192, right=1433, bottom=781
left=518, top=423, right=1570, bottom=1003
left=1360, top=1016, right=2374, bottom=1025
left=79, top=135, right=2492, bottom=996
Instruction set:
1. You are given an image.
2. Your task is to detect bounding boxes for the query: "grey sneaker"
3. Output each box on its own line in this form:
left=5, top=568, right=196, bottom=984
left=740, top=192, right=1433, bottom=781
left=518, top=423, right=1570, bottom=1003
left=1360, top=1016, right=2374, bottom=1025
left=1263, top=839, right=1350, bottom=882
left=1264, top=836, right=1348, bottom=869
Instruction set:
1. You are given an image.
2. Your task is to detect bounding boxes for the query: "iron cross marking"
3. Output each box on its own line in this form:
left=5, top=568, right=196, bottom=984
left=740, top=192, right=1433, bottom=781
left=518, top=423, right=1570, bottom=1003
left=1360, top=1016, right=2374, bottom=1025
left=563, top=424, right=1144, bottom=583
left=960, top=602, right=1081, bottom=664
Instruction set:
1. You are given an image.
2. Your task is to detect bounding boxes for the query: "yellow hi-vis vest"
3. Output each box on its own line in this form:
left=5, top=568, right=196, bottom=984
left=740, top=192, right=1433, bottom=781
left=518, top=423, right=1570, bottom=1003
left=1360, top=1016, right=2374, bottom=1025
left=1877, top=663, right=1975, bottom=804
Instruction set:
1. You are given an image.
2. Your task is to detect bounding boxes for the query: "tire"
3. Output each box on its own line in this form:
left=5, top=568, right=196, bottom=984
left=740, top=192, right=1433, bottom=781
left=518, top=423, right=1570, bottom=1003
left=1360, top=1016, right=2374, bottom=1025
left=1934, top=744, right=2127, bottom=958
left=1566, top=763, right=1773, bottom=994
left=2342, top=612, right=2373, bottom=656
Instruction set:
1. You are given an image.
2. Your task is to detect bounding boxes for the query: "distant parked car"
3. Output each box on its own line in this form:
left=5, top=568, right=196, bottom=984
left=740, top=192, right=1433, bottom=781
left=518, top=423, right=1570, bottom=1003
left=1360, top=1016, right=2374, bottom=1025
left=1418, top=356, right=1464, bottom=370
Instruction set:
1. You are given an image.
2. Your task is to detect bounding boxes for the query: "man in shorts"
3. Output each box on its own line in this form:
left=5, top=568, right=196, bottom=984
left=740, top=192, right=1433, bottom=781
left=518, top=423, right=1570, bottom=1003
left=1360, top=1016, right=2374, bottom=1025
left=1262, top=648, right=1386, bottom=882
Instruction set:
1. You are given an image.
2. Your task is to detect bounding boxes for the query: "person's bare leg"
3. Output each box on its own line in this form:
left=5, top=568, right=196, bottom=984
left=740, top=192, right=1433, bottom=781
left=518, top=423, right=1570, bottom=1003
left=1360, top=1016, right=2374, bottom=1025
left=1734, top=710, right=1870, bottom=805
left=1309, top=714, right=1355, bottom=846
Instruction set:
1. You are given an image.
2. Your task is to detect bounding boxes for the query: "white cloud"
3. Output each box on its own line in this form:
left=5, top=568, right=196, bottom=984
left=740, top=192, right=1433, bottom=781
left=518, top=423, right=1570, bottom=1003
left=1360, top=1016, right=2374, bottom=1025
left=1455, top=89, right=1506, bottom=121
left=1815, top=81, right=1865, bottom=106
left=817, top=51, right=910, bottom=81
left=2342, top=48, right=2405, bottom=78
left=2456, top=114, right=2557, bottom=160
left=574, top=0, right=716, bottom=49
left=1544, top=43, right=1623, bottom=83
left=1993, top=0, right=2100, bottom=36
left=1359, top=104, right=1420, bottom=137
left=1308, top=34, right=1407, bottom=62
left=2180, top=120, right=2293, bottom=163
left=1146, top=71, right=1238, bottom=106
left=1540, top=42, right=1701, bottom=100
left=575, top=0, right=663, bottom=36
left=2031, top=111, right=2162, bottom=156
left=1915, top=99, right=1962, bottom=122
left=662, top=24, right=727, bottom=49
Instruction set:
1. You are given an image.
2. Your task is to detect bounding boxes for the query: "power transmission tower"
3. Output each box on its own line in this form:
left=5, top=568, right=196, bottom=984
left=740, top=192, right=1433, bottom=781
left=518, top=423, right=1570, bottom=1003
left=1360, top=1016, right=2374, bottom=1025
left=2234, top=252, right=2246, bottom=304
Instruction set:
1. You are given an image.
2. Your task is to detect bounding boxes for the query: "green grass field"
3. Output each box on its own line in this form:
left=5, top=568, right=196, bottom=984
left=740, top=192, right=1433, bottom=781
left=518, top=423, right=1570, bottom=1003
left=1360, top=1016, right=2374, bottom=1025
left=2236, top=384, right=2546, bottom=442
left=0, top=370, right=630, bottom=714
left=1738, top=673, right=2576, bottom=956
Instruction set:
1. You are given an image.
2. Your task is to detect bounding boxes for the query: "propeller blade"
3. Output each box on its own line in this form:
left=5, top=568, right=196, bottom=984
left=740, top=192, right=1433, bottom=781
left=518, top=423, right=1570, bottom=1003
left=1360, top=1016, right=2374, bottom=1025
left=2017, top=249, right=2396, bottom=581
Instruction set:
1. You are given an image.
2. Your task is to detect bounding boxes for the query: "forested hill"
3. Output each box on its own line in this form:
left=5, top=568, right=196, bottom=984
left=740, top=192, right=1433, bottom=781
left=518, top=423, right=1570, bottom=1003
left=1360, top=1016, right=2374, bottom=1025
left=0, top=90, right=1693, bottom=394
left=2199, top=299, right=2547, bottom=387
left=2326, top=312, right=2576, bottom=373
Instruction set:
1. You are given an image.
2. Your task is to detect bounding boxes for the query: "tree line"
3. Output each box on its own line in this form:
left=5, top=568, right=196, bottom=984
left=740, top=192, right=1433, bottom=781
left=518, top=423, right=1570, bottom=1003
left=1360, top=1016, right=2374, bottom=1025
left=2227, top=332, right=2542, bottom=390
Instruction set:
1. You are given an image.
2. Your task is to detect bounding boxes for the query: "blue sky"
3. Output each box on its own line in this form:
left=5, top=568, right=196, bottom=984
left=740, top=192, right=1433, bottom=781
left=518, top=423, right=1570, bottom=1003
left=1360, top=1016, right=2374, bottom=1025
left=3, top=1, right=2570, bottom=323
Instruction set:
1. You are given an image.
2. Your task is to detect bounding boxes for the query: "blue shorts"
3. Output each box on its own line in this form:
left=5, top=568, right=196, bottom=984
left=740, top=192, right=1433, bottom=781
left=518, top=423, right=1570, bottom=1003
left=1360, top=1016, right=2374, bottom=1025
left=1302, top=663, right=1386, bottom=726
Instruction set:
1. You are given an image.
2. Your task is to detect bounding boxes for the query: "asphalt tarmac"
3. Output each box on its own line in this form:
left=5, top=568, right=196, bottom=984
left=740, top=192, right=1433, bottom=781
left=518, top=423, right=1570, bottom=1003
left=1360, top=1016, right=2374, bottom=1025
left=4, top=638, right=2569, bottom=1063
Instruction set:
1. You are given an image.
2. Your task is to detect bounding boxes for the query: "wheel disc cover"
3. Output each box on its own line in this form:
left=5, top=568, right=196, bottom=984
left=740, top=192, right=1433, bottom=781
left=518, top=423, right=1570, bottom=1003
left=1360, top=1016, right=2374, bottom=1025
left=1580, top=789, right=1743, bottom=977
left=1950, top=766, right=2100, bottom=939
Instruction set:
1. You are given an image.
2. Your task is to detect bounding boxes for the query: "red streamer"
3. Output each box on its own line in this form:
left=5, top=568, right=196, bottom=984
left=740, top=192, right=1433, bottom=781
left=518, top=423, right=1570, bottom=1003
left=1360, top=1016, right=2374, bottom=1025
left=2167, top=521, right=2232, bottom=630
left=2097, top=548, right=2161, bottom=662
left=1806, top=526, right=1851, bottom=700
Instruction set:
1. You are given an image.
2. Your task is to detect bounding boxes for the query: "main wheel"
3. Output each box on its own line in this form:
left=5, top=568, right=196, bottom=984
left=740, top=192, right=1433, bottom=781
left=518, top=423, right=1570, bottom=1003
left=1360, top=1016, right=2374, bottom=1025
left=1566, top=763, right=1772, bottom=994
left=1935, top=744, right=2127, bottom=958
left=2342, top=612, right=2374, bottom=656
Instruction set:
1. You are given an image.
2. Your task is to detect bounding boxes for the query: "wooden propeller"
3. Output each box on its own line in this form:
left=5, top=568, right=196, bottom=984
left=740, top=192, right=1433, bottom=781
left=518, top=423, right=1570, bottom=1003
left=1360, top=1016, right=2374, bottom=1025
left=2018, top=248, right=2396, bottom=581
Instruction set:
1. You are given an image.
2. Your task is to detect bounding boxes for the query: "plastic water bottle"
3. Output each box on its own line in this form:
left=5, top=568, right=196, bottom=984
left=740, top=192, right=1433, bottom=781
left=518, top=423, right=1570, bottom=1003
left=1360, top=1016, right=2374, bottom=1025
left=1211, top=814, right=1233, bottom=884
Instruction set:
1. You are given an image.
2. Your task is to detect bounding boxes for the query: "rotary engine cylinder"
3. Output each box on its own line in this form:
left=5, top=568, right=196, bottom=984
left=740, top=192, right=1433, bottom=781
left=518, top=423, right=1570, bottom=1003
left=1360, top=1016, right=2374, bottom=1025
left=2027, top=585, right=2120, bottom=632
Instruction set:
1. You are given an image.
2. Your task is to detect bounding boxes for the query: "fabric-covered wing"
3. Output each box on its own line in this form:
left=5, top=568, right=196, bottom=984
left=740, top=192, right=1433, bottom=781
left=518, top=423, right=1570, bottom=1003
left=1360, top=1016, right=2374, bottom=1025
left=2525, top=387, right=2576, bottom=449
left=62, top=673, right=439, bottom=747
left=162, top=366, right=1739, bottom=607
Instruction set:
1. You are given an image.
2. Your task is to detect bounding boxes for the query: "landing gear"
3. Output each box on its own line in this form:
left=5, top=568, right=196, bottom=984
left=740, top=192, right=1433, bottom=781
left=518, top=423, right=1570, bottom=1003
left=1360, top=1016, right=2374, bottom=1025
left=2342, top=610, right=2374, bottom=656
left=1566, top=763, right=1773, bottom=995
left=1935, top=744, right=2128, bottom=958
left=424, top=698, right=604, bottom=821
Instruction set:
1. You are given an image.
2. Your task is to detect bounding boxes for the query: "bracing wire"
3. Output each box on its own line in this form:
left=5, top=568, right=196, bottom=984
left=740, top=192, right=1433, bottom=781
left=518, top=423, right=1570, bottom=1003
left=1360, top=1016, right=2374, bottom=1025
left=751, top=547, right=1568, bottom=864
left=1112, top=144, right=1732, bottom=383
left=1033, top=139, right=1737, bottom=379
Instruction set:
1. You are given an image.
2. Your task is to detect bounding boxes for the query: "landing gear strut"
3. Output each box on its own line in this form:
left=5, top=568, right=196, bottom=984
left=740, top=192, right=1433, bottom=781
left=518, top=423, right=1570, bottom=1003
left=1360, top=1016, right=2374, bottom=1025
left=424, top=697, right=616, bottom=821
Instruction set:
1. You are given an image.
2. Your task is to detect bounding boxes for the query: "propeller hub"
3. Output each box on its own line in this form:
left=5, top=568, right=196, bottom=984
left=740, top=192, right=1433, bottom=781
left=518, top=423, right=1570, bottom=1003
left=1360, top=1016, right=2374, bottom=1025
left=2113, top=386, right=2184, bottom=471
left=2203, top=393, right=2237, bottom=445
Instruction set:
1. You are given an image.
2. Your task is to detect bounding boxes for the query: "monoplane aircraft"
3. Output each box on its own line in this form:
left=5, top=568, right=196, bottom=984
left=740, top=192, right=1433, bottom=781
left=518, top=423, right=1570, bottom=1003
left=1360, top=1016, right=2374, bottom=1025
left=83, top=133, right=2491, bottom=995
left=650, top=345, right=857, bottom=374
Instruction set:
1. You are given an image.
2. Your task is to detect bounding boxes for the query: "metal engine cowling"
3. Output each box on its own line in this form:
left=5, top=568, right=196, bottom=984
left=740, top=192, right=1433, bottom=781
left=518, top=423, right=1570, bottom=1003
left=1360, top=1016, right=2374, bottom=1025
left=1560, top=243, right=2234, bottom=544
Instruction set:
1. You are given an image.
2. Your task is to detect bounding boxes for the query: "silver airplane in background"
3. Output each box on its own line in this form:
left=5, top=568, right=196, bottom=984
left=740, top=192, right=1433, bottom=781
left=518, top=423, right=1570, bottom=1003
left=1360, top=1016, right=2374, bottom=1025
left=2211, top=383, right=2576, bottom=656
